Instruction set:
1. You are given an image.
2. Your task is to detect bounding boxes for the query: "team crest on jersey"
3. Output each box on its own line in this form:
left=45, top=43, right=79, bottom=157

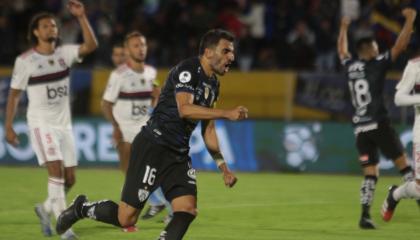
left=138, top=189, right=150, bottom=202
left=179, top=71, right=191, bottom=83
left=187, top=168, right=196, bottom=180
left=58, top=58, right=66, bottom=68
left=48, top=59, right=55, bottom=66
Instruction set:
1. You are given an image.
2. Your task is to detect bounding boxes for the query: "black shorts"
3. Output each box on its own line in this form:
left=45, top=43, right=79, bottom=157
left=355, top=121, right=404, bottom=167
left=121, top=131, right=197, bottom=209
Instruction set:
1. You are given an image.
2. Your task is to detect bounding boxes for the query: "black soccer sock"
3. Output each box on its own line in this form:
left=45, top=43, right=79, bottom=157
left=360, top=175, right=377, bottom=218
left=158, top=212, right=196, bottom=240
left=400, top=166, right=414, bottom=182
left=81, top=200, right=122, bottom=227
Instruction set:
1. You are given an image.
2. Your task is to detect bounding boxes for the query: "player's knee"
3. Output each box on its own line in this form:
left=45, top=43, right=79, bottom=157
left=175, top=205, right=198, bottom=216
left=117, top=213, right=137, bottom=228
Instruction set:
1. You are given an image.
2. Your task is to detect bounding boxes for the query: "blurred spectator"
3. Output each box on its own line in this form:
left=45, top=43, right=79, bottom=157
left=286, top=20, right=316, bottom=69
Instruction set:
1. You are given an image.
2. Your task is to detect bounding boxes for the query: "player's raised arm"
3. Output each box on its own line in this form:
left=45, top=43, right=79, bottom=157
left=391, top=8, right=417, bottom=61
left=202, top=119, right=237, bottom=188
left=176, top=92, right=248, bottom=120
left=337, top=16, right=351, bottom=61
left=67, top=0, right=98, bottom=57
left=4, top=88, right=22, bottom=146
left=395, top=61, right=420, bottom=106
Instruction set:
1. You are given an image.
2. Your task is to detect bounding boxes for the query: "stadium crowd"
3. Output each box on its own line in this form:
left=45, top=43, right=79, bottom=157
left=0, top=0, right=419, bottom=71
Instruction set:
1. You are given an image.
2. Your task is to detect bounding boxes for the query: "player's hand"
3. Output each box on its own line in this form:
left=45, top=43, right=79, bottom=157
left=222, top=168, right=238, bottom=188
left=112, top=126, right=123, bottom=148
left=5, top=127, right=20, bottom=147
left=67, top=0, right=86, bottom=18
left=402, top=8, right=417, bottom=20
left=226, top=106, right=248, bottom=121
left=341, top=16, right=351, bottom=27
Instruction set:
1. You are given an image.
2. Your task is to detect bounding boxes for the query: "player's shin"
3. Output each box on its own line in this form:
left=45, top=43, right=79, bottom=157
left=158, top=211, right=196, bottom=240
left=360, top=175, right=378, bottom=218
left=48, top=177, right=67, bottom=219
left=81, top=200, right=122, bottom=227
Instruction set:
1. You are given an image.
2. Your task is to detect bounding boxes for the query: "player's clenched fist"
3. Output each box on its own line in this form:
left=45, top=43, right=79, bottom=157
left=67, top=0, right=86, bottom=18
left=225, top=106, right=248, bottom=121
left=402, top=8, right=416, bottom=20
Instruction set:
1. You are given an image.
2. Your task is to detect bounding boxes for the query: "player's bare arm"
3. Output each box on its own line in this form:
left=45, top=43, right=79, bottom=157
left=4, top=88, right=23, bottom=146
left=101, top=100, right=122, bottom=146
left=337, top=16, right=351, bottom=61
left=67, top=0, right=98, bottom=57
left=391, top=8, right=416, bottom=61
left=176, top=92, right=248, bottom=121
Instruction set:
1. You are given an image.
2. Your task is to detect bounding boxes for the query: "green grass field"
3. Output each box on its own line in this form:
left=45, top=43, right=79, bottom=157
left=0, top=167, right=419, bottom=240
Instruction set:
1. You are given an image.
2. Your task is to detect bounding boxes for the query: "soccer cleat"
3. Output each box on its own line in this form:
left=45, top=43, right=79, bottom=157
left=122, top=225, right=138, bottom=232
left=60, top=229, right=78, bottom=240
left=359, top=217, right=376, bottom=229
left=381, top=185, right=399, bottom=222
left=34, top=203, right=53, bottom=237
left=141, top=205, right=165, bottom=220
left=56, top=195, right=87, bottom=235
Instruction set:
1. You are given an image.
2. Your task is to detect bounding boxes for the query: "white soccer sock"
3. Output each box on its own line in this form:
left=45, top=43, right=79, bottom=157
left=47, top=177, right=67, bottom=219
left=393, top=181, right=420, bottom=201
left=43, top=197, right=52, bottom=214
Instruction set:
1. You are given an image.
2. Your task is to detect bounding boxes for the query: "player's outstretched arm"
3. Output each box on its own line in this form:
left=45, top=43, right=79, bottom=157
left=67, top=0, right=98, bottom=57
left=395, top=62, right=420, bottom=106
left=202, top=120, right=237, bottom=188
left=337, top=16, right=351, bottom=61
left=176, top=92, right=248, bottom=121
left=4, top=88, right=22, bottom=146
left=391, top=8, right=417, bottom=61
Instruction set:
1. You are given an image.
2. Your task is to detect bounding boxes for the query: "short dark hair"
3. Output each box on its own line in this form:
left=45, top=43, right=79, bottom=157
left=27, top=12, right=56, bottom=45
left=124, top=31, right=145, bottom=45
left=356, top=37, right=375, bottom=52
left=199, top=29, right=235, bottom=55
left=112, top=42, right=124, bottom=49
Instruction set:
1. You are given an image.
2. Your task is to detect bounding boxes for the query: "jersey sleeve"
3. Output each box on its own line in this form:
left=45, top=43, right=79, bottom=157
left=375, top=50, right=392, bottom=68
left=340, top=56, right=352, bottom=66
left=61, top=44, right=82, bottom=66
left=149, top=66, right=160, bottom=87
left=10, top=57, right=30, bottom=90
left=395, top=61, right=420, bottom=106
left=173, top=63, right=198, bottom=94
left=102, top=72, right=120, bottom=103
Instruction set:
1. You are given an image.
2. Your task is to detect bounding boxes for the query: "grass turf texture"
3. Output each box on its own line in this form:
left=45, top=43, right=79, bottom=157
left=0, top=167, right=419, bottom=240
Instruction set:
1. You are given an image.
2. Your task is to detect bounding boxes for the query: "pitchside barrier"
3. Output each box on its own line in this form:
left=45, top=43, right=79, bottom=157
left=0, top=118, right=414, bottom=174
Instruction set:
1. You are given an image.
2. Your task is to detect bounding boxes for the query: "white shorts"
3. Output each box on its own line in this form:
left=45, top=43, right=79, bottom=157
left=413, top=142, right=420, bottom=180
left=119, top=119, right=148, bottom=143
left=29, top=125, right=77, bottom=167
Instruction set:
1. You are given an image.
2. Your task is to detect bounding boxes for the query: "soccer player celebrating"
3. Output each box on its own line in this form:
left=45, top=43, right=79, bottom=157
left=102, top=32, right=170, bottom=226
left=56, top=29, right=247, bottom=239
left=381, top=54, right=420, bottom=221
left=337, top=9, right=417, bottom=229
left=4, top=0, right=97, bottom=239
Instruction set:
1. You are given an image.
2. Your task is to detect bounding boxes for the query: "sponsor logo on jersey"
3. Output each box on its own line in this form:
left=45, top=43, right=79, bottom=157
left=58, top=58, right=66, bottom=68
left=138, top=189, right=150, bottom=202
left=179, top=71, right=191, bottom=83
left=47, top=85, right=68, bottom=99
